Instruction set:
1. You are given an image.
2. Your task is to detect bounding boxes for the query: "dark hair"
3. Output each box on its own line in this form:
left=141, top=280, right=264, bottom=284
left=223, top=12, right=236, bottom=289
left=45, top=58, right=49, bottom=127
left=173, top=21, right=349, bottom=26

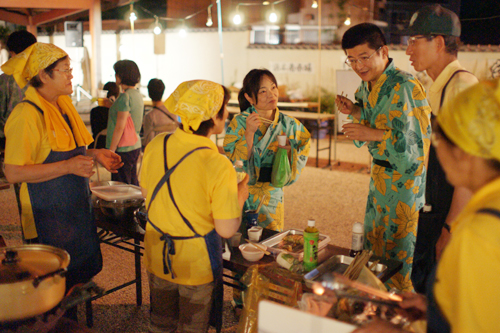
left=238, top=68, right=278, bottom=112
left=6, top=30, right=37, bottom=54
left=29, top=55, right=69, bottom=88
left=147, top=78, right=165, bottom=102
left=181, top=85, right=231, bottom=136
left=113, top=60, right=141, bottom=86
left=103, top=81, right=119, bottom=99
left=341, top=23, right=387, bottom=51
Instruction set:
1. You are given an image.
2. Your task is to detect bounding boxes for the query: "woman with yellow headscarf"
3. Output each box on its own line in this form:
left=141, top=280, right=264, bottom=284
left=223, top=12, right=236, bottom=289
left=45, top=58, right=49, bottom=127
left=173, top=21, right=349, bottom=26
left=2, top=42, right=123, bottom=317
left=353, top=80, right=500, bottom=333
left=140, top=80, right=248, bottom=333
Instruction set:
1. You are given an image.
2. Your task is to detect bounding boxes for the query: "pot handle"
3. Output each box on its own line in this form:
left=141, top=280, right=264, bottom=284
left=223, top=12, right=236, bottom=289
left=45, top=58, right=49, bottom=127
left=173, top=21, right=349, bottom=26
left=33, top=268, right=67, bottom=288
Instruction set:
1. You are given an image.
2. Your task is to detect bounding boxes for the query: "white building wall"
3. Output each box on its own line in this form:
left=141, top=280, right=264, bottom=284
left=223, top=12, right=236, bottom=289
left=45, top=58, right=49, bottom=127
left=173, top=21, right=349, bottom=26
left=39, top=29, right=500, bottom=101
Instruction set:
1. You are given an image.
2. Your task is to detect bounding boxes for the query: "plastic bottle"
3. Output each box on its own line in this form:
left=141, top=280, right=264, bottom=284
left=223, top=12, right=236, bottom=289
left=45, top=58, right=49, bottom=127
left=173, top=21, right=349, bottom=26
left=349, top=222, right=364, bottom=257
left=234, top=160, right=246, bottom=183
left=303, top=219, right=319, bottom=272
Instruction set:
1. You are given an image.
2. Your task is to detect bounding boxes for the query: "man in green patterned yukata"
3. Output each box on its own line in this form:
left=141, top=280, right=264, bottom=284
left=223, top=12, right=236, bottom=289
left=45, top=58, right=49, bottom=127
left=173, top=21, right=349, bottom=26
left=336, top=23, right=431, bottom=292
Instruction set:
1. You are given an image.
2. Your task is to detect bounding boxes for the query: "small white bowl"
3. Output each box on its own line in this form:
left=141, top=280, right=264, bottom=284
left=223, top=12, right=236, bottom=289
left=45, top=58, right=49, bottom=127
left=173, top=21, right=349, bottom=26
left=239, top=243, right=266, bottom=262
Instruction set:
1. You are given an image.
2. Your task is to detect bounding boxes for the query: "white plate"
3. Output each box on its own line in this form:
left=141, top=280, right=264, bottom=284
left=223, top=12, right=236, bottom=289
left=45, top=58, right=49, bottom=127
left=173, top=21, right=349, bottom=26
left=90, top=185, right=143, bottom=201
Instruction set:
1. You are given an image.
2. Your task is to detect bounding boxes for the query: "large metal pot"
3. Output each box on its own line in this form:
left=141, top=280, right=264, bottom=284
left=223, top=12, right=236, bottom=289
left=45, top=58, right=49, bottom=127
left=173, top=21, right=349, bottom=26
left=90, top=181, right=145, bottom=226
left=0, top=245, right=70, bottom=322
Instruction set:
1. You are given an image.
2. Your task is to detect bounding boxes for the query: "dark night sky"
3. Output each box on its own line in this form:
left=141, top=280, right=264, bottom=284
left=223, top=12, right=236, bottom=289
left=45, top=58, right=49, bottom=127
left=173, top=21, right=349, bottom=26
left=460, top=0, right=500, bottom=45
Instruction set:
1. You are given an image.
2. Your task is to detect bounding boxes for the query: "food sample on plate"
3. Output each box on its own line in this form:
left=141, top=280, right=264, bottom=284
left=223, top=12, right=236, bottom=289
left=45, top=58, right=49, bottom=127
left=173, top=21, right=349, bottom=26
left=276, top=234, right=305, bottom=252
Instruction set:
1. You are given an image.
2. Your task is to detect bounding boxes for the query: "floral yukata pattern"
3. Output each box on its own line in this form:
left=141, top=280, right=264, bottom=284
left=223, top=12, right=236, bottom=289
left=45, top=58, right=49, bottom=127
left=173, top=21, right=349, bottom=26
left=351, top=60, right=431, bottom=292
left=223, top=106, right=310, bottom=231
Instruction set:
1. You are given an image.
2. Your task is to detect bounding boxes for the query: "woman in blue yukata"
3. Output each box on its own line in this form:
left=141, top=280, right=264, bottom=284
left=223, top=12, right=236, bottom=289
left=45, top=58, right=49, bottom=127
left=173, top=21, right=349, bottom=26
left=223, top=69, right=311, bottom=231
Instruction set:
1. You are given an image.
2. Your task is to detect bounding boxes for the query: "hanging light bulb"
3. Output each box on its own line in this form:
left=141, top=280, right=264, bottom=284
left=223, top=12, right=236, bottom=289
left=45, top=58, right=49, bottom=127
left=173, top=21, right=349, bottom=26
left=206, top=5, right=213, bottom=27
left=312, top=0, right=318, bottom=9
left=153, top=16, right=162, bottom=35
left=269, top=4, right=278, bottom=23
left=233, top=6, right=242, bottom=25
left=344, top=13, right=351, bottom=26
left=263, top=1, right=270, bottom=4
left=129, top=3, right=137, bottom=22
left=179, top=22, right=187, bottom=37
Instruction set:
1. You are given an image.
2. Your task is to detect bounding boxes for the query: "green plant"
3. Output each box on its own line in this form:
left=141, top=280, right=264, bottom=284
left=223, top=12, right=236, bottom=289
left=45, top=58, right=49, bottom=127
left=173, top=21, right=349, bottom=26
left=308, top=88, right=336, bottom=114
left=0, top=26, right=10, bottom=46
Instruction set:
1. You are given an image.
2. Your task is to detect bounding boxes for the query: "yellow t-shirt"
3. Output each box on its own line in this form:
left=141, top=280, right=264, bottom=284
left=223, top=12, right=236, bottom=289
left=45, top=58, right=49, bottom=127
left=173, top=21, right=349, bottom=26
left=435, top=177, right=500, bottom=332
left=140, top=128, right=241, bottom=285
left=4, top=89, right=53, bottom=239
left=428, top=60, right=478, bottom=116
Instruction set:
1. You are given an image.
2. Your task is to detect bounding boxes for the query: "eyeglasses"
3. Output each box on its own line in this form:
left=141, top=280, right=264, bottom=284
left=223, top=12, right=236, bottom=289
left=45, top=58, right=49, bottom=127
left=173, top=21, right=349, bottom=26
left=345, top=47, right=382, bottom=68
left=406, top=35, right=434, bottom=46
left=53, top=68, right=73, bottom=75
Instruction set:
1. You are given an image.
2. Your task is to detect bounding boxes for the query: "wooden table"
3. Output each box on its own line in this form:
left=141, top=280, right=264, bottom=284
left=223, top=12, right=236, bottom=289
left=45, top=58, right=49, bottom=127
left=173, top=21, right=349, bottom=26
left=226, top=106, right=335, bottom=168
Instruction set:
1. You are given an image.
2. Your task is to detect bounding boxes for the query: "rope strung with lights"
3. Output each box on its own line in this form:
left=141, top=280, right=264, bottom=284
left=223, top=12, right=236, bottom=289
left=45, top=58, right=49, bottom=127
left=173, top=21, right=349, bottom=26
left=232, top=0, right=287, bottom=25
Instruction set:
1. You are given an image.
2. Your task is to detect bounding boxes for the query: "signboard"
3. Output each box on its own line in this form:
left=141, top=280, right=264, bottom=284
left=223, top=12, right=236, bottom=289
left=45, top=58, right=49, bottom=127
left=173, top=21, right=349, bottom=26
left=270, top=62, right=314, bottom=74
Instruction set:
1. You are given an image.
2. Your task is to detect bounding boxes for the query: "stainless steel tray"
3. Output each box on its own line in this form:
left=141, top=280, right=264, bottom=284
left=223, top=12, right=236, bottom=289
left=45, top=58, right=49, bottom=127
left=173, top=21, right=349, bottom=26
left=259, top=228, right=331, bottom=259
left=303, top=255, right=388, bottom=288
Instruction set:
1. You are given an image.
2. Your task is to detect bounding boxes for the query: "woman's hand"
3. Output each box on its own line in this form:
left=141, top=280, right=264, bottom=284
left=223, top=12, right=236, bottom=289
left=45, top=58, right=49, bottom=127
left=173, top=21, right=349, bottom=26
left=398, top=292, right=427, bottom=321
left=245, top=112, right=261, bottom=135
left=91, top=149, right=124, bottom=173
left=66, top=155, right=95, bottom=178
left=342, top=123, right=384, bottom=142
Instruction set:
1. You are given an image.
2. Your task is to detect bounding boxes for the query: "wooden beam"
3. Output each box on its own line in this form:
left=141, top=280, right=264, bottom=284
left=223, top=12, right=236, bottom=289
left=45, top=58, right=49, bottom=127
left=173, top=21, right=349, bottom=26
left=31, top=9, right=86, bottom=25
left=0, top=9, right=28, bottom=25
left=0, top=0, right=93, bottom=9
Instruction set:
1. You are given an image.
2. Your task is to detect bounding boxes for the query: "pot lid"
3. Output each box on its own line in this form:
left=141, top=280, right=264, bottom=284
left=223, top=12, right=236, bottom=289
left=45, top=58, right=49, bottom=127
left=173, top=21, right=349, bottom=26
left=0, top=245, right=70, bottom=284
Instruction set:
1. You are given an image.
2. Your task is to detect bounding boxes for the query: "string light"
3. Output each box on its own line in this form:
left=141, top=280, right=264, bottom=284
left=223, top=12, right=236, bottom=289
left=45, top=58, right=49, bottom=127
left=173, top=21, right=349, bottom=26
left=233, top=6, right=242, bottom=25
left=344, top=12, right=351, bottom=26
left=153, top=16, right=162, bottom=34
left=312, top=0, right=318, bottom=9
left=129, top=3, right=137, bottom=22
left=206, top=4, right=213, bottom=27
left=269, top=4, right=278, bottom=23
left=263, top=1, right=270, bottom=4
left=179, top=21, right=187, bottom=37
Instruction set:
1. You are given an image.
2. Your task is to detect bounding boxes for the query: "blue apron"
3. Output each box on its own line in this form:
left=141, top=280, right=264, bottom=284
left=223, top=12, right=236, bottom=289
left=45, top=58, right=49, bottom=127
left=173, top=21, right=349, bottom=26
left=23, top=100, right=102, bottom=288
left=146, top=134, right=224, bottom=333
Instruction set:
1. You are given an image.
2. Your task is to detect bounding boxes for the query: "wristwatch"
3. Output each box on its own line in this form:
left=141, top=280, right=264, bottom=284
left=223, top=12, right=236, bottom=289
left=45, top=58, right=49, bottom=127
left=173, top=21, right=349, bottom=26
left=443, top=224, right=451, bottom=233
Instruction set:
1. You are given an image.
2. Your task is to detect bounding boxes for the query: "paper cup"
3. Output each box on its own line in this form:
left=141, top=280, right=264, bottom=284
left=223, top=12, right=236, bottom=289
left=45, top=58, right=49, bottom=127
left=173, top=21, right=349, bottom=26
left=230, top=232, right=242, bottom=247
left=278, top=135, right=287, bottom=146
left=248, top=229, right=261, bottom=242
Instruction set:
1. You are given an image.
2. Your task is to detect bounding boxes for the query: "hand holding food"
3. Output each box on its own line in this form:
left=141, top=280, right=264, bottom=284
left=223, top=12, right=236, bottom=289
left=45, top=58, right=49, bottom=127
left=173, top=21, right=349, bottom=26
left=68, top=155, right=95, bottom=178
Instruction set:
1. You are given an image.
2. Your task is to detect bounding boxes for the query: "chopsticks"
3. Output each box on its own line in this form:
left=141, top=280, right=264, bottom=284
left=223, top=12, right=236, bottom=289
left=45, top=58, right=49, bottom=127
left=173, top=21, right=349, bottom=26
left=336, top=91, right=347, bottom=112
left=241, top=113, right=274, bottom=125
left=245, top=239, right=271, bottom=255
left=332, top=272, right=403, bottom=302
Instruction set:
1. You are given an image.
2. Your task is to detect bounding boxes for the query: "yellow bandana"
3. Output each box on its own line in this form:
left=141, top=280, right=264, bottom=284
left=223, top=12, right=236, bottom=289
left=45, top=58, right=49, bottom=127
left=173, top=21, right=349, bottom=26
left=165, top=80, right=224, bottom=133
left=437, top=79, right=500, bottom=160
left=1, top=42, right=67, bottom=88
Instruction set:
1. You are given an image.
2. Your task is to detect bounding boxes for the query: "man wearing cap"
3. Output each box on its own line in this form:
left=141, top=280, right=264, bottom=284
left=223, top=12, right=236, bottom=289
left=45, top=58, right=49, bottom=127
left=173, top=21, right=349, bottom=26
left=405, top=4, right=478, bottom=294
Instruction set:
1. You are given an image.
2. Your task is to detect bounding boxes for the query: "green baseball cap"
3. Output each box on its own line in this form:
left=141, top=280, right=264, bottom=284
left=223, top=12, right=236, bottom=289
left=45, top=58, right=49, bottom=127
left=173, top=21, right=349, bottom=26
left=406, top=4, right=461, bottom=37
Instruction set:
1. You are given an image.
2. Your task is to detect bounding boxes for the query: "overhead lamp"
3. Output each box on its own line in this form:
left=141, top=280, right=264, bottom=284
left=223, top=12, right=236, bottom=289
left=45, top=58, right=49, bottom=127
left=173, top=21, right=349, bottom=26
left=233, top=6, right=242, bottom=25
left=312, top=0, right=318, bottom=9
left=344, top=13, right=351, bottom=26
left=206, top=5, right=213, bottom=27
left=179, top=21, right=187, bottom=37
left=129, top=3, right=137, bottom=22
left=153, top=16, right=162, bottom=35
left=268, top=4, right=278, bottom=23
